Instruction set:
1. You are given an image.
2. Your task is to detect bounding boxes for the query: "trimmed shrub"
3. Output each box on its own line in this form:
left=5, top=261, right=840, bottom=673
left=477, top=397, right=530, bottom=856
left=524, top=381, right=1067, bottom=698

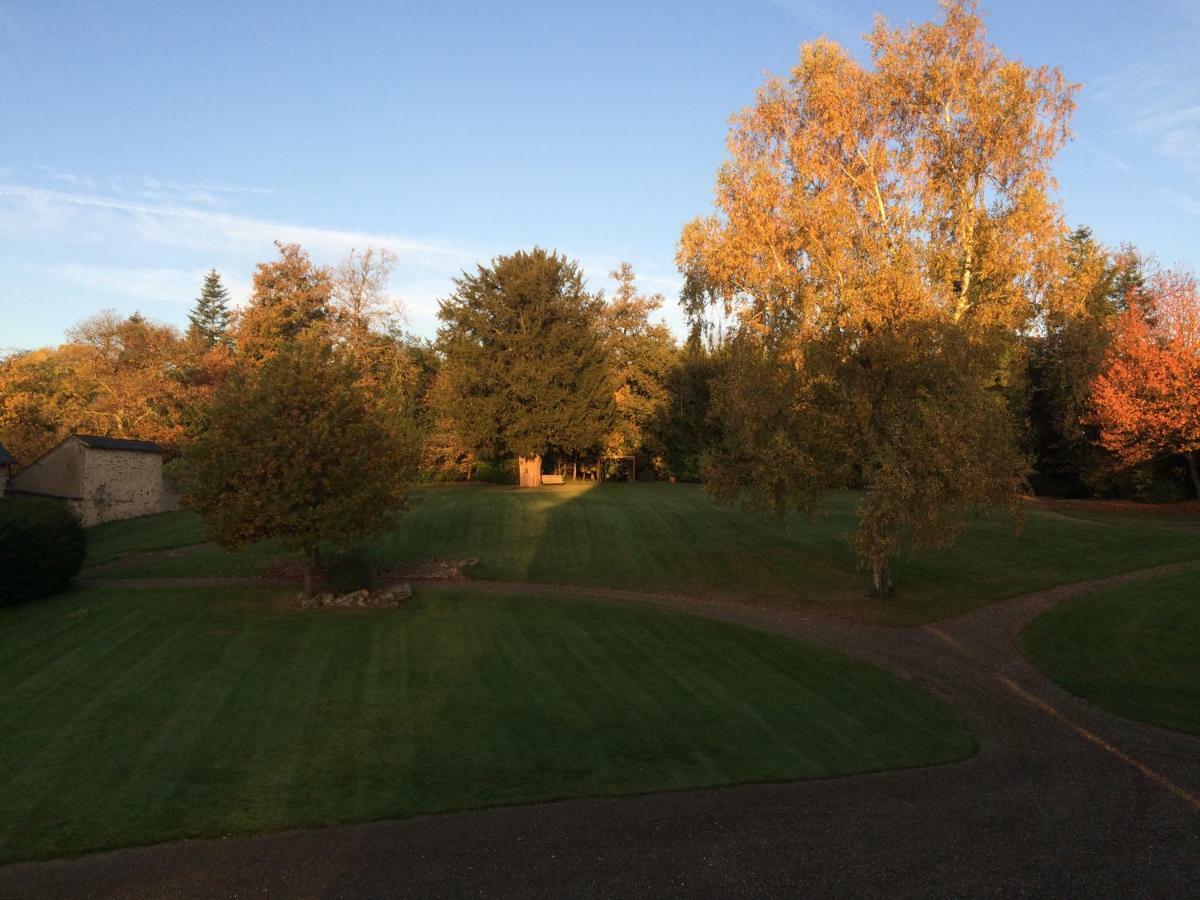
left=473, top=459, right=518, bottom=485
left=0, top=497, right=87, bottom=605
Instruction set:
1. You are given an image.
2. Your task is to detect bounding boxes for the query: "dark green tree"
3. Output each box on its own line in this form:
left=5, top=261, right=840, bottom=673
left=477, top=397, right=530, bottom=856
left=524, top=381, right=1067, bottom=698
left=1026, top=228, right=1144, bottom=496
left=436, top=248, right=616, bottom=487
left=187, top=269, right=232, bottom=346
left=657, top=337, right=722, bottom=482
left=183, top=334, right=412, bottom=598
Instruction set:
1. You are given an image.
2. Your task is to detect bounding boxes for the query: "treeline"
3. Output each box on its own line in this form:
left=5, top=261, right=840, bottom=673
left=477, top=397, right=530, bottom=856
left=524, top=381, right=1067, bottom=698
left=2, top=2, right=1197, bottom=599
left=0, top=243, right=717, bottom=486
left=2, top=228, right=1193, bottom=502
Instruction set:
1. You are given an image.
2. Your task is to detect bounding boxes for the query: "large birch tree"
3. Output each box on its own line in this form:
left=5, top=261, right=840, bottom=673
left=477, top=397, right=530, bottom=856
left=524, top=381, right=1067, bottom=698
left=679, top=0, right=1076, bottom=596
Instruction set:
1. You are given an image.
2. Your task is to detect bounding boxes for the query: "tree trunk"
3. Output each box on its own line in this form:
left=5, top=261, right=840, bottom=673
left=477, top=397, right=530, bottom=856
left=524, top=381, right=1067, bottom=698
left=301, top=543, right=318, bottom=600
left=572, top=456, right=578, bottom=481
left=870, top=557, right=892, bottom=599
left=1186, top=450, right=1200, bottom=500
left=518, top=455, right=543, bottom=488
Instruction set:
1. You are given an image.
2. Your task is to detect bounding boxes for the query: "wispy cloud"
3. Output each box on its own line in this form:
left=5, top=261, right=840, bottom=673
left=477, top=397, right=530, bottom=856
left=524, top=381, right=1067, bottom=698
left=767, top=0, right=851, bottom=38
left=38, top=166, right=97, bottom=189
left=1077, top=137, right=1132, bottom=174
left=0, top=180, right=486, bottom=337
left=122, top=175, right=282, bottom=208
left=0, top=176, right=688, bottom=343
left=1158, top=188, right=1200, bottom=216
left=1089, top=10, right=1200, bottom=183
left=0, top=183, right=479, bottom=264
left=44, top=263, right=250, bottom=307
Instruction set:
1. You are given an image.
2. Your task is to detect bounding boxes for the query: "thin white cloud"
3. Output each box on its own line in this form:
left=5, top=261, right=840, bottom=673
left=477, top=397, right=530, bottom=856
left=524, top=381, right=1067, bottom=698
left=1158, top=188, right=1200, bottom=216
left=1077, top=137, right=1132, bottom=174
left=38, top=166, right=97, bottom=189
left=767, top=0, right=850, bottom=37
left=48, top=264, right=218, bottom=305
left=1089, top=11, right=1200, bottom=183
left=126, top=176, right=283, bottom=208
left=0, top=178, right=690, bottom=343
left=0, top=183, right=479, bottom=264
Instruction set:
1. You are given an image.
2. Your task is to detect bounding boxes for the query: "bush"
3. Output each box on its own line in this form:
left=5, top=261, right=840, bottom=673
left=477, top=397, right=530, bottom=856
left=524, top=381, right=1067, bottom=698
left=322, top=546, right=376, bottom=594
left=473, top=459, right=518, bottom=485
left=0, top=497, right=87, bottom=605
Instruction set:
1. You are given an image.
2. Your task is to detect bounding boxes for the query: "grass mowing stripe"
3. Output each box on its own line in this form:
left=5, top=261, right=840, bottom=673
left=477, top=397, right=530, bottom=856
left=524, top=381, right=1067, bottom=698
left=1020, top=570, right=1200, bottom=735
left=2, top=585, right=973, bottom=863
left=90, top=484, right=1200, bottom=624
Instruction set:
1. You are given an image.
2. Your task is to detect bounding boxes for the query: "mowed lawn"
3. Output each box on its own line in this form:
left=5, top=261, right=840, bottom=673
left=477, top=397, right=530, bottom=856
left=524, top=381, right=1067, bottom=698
left=89, top=483, right=1200, bottom=625
left=1020, top=569, right=1200, bottom=735
left=0, top=585, right=972, bottom=863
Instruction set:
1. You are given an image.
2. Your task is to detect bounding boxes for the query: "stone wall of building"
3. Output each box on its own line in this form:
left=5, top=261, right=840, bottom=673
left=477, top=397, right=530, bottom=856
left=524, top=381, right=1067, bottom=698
left=75, top=448, right=180, bottom=526
left=8, top=441, right=84, bottom=500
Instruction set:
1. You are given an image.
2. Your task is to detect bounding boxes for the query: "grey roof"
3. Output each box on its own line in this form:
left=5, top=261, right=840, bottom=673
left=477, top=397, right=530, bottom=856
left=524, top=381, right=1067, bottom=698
left=74, top=435, right=167, bottom=454
left=0, top=442, right=14, bottom=465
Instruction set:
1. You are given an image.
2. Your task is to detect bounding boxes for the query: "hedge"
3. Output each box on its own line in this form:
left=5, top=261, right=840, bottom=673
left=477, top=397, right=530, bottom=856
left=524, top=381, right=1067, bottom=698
left=0, top=497, right=87, bottom=605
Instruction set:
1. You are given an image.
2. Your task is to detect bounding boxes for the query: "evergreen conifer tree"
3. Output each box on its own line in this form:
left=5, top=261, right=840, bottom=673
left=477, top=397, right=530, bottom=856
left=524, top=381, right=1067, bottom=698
left=187, top=269, right=231, bottom=346
left=436, top=248, right=616, bottom=486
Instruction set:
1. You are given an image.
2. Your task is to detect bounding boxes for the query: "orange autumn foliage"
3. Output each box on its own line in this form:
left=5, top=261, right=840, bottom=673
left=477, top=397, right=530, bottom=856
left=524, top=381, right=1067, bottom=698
left=1091, top=270, right=1200, bottom=497
left=0, top=311, right=232, bottom=463
left=679, top=0, right=1076, bottom=595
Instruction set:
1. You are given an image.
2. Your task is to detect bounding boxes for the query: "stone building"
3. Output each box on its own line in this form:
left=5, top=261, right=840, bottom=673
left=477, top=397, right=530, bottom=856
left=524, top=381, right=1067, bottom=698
left=0, top=442, right=14, bottom=494
left=6, top=434, right=180, bottom=526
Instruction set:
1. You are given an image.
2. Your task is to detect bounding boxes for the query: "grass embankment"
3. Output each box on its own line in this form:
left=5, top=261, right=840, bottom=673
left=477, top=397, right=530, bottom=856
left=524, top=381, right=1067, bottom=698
left=1020, top=569, right=1200, bottom=735
left=89, top=483, right=1200, bottom=625
left=0, top=585, right=972, bottom=863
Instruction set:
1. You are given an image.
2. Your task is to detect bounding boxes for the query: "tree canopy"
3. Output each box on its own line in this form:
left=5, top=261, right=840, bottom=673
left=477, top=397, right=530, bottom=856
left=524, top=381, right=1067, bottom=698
left=436, top=248, right=616, bottom=486
left=601, top=263, right=676, bottom=466
left=187, top=270, right=232, bottom=347
left=1091, top=270, right=1200, bottom=498
left=679, top=0, right=1076, bottom=595
left=235, top=242, right=333, bottom=360
left=184, top=334, right=412, bottom=596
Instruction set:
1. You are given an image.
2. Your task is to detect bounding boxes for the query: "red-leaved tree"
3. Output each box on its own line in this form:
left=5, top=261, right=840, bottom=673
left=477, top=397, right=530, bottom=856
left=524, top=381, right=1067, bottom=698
left=1091, top=270, right=1200, bottom=498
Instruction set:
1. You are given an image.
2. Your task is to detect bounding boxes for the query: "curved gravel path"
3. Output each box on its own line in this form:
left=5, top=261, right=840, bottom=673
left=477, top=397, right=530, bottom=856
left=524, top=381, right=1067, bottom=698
left=5, top=563, right=1200, bottom=898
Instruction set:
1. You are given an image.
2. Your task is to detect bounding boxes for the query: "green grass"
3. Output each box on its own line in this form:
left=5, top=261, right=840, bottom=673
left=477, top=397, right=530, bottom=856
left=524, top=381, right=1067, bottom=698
left=0, top=584, right=972, bottom=863
left=85, top=510, right=209, bottom=566
left=1020, top=570, right=1200, bottom=735
left=89, top=483, right=1200, bottom=625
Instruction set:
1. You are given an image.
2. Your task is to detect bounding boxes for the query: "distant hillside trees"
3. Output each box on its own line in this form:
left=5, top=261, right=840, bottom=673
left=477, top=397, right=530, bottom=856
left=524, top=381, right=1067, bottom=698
left=0, top=310, right=230, bottom=462
left=435, top=248, right=616, bottom=487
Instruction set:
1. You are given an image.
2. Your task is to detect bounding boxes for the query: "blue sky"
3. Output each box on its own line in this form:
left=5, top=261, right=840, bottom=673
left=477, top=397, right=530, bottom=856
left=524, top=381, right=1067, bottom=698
left=1, top=0, right=1198, bottom=351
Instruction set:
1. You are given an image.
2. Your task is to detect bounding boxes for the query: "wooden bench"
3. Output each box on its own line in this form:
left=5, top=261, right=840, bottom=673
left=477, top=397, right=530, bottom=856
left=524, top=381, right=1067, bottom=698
left=541, top=474, right=565, bottom=485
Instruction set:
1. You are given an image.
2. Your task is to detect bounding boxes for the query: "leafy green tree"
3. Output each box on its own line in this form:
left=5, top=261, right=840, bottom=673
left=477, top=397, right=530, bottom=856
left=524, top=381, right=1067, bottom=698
left=187, top=270, right=232, bottom=347
left=657, top=337, right=722, bottom=482
left=184, top=335, right=411, bottom=597
left=436, top=248, right=615, bottom=487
